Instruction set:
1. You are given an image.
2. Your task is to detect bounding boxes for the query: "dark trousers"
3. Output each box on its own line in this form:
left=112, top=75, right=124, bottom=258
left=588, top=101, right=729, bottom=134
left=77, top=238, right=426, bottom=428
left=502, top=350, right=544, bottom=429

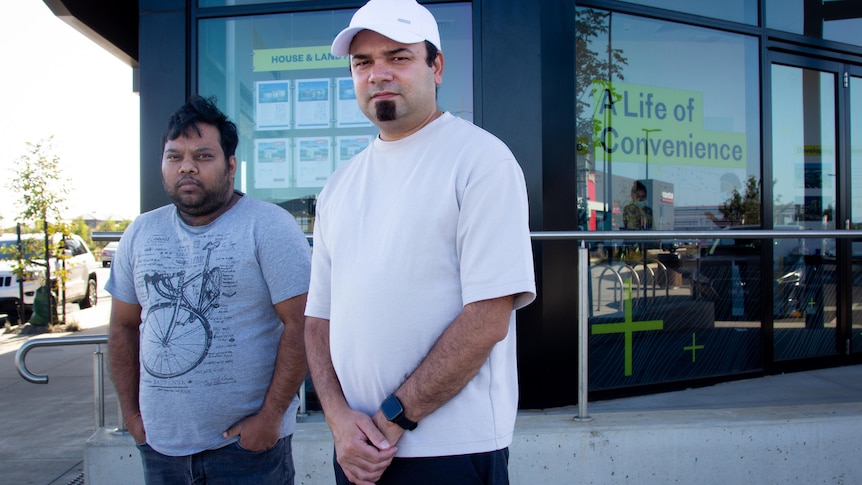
left=137, top=435, right=294, bottom=485
left=334, top=447, right=509, bottom=485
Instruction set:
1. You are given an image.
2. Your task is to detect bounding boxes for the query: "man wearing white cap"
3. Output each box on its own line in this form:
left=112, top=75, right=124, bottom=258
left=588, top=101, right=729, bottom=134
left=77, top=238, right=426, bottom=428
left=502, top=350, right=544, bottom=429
left=305, top=1, right=536, bottom=483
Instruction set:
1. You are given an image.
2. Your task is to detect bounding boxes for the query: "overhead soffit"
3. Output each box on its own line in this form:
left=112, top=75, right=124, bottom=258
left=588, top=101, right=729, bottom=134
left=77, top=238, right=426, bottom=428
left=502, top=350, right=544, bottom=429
left=43, top=0, right=139, bottom=67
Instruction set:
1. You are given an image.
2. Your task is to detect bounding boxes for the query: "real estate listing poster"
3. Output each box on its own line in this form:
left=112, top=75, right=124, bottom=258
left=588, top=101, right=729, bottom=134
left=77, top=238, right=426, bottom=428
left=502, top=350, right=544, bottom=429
left=295, top=78, right=331, bottom=129
left=336, top=135, right=372, bottom=169
left=336, top=77, right=373, bottom=128
left=295, top=137, right=332, bottom=187
left=254, top=138, right=292, bottom=188
left=255, top=80, right=291, bottom=130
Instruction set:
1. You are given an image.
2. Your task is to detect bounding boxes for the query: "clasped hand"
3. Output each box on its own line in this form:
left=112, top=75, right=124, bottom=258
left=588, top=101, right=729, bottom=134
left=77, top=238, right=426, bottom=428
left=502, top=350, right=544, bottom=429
left=330, top=408, right=405, bottom=485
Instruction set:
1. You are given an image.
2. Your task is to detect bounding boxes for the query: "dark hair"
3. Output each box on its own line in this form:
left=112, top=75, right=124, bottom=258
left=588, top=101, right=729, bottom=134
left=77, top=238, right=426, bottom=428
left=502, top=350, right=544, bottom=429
left=161, top=95, right=238, bottom=159
left=424, top=40, right=439, bottom=67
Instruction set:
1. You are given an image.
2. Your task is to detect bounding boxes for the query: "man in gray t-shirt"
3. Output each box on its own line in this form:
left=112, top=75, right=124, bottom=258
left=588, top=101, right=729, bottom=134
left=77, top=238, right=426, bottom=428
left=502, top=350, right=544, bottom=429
left=107, top=95, right=310, bottom=484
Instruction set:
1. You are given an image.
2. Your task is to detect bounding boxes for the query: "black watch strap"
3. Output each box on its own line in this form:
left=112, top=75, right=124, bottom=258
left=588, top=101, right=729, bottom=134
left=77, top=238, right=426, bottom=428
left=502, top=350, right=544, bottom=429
left=381, top=394, right=418, bottom=431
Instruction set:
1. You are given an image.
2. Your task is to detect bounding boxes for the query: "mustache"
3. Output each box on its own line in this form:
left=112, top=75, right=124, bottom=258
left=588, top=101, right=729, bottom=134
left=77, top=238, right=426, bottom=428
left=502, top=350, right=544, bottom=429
left=176, top=176, right=200, bottom=188
left=370, top=88, right=397, bottom=98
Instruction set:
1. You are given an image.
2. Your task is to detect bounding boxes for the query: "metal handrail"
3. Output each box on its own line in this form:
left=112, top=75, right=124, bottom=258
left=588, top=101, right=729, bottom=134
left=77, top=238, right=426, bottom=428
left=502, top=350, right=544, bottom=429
left=530, top=229, right=862, bottom=241
left=16, top=229, right=862, bottom=427
left=530, top=228, right=862, bottom=421
left=16, top=335, right=111, bottom=429
left=91, top=232, right=123, bottom=242
left=15, top=333, right=310, bottom=430
left=15, top=335, right=107, bottom=383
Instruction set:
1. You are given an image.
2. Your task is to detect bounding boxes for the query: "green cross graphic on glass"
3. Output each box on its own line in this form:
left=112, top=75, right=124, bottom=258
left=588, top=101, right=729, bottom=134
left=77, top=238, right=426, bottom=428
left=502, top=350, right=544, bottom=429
left=591, top=278, right=663, bottom=376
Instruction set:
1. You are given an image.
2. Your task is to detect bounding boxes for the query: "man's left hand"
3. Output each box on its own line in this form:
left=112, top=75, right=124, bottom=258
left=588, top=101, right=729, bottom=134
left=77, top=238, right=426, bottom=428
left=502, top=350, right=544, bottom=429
left=223, top=412, right=282, bottom=452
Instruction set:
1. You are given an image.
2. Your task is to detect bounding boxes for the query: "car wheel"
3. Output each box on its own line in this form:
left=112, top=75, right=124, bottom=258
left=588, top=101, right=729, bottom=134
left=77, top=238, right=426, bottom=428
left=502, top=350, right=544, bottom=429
left=79, top=277, right=97, bottom=309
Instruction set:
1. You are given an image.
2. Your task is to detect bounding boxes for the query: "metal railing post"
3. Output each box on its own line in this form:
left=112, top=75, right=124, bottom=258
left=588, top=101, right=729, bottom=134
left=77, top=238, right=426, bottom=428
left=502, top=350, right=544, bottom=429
left=575, top=244, right=593, bottom=422
left=299, top=381, right=307, bottom=416
left=117, top=402, right=128, bottom=434
left=94, top=344, right=106, bottom=428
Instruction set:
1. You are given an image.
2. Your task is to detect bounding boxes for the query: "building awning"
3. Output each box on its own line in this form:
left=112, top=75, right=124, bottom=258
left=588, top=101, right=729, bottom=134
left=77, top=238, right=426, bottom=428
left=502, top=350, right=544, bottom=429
left=43, top=0, right=138, bottom=67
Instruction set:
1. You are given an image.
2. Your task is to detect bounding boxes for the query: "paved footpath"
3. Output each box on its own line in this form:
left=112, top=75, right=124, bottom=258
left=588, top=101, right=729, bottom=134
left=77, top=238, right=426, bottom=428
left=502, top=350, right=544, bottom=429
left=0, top=272, right=115, bottom=485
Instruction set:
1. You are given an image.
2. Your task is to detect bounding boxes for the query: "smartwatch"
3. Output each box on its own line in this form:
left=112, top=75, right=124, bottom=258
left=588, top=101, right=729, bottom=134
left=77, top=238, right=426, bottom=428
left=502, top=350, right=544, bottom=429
left=381, top=394, right=418, bottom=431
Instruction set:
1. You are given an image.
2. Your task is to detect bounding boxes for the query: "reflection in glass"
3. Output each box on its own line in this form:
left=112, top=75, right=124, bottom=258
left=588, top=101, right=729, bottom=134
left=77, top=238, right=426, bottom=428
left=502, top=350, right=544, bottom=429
left=619, top=0, right=757, bottom=25
left=766, top=0, right=862, bottom=47
left=576, top=9, right=759, bottom=234
left=851, top=75, right=862, bottom=354
left=577, top=8, right=762, bottom=390
left=200, top=0, right=312, bottom=7
left=771, top=64, right=838, bottom=360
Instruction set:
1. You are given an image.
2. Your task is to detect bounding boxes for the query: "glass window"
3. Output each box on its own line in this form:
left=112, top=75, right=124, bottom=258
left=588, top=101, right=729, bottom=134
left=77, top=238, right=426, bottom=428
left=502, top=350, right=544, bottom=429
left=577, top=8, right=763, bottom=390
left=770, top=64, right=839, bottom=360
left=852, top=75, right=862, bottom=230
left=618, top=0, right=758, bottom=25
left=851, top=74, right=862, bottom=355
left=766, top=0, right=862, bottom=47
left=577, top=9, right=760, bottom=233
left=64, top=237, right=85, bottom=256
left=771, top=66, right=836, bottom=231
left=199, top=0, right=314, bottom=7
left=197, top=3, right=473, bottom=232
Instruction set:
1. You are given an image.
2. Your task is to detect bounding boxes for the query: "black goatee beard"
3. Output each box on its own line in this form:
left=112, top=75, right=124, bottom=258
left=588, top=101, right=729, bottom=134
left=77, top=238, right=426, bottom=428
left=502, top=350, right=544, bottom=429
left=375, top=100, right=397, bottom=121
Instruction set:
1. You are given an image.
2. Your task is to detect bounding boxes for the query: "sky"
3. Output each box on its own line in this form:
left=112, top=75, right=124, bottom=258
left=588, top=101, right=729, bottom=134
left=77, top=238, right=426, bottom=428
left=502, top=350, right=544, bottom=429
left=0, top=1, right=141, bottom=224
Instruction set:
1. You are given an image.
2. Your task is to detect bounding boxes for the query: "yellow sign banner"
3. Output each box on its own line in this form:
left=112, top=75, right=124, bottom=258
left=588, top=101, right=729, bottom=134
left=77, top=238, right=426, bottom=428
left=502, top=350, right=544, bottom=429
left=591, top=81, right=747, bottom=168
left=253, top=46, right=348, bottom=72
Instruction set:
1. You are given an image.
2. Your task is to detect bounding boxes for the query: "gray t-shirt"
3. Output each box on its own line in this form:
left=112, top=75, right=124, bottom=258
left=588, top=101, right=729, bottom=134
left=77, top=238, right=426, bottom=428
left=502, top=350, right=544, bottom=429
left=106, top=194, right=311, bottom=456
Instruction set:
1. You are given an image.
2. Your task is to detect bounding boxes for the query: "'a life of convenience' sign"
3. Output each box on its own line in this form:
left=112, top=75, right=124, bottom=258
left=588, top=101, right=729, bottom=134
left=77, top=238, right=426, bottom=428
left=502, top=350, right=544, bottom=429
left=591, top=81, right=746, bottom=168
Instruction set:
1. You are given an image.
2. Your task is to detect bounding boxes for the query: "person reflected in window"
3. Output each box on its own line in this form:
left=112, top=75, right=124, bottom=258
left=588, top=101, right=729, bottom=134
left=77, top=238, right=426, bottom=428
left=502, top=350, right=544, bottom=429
left=623, top=181, right=653, bottom=230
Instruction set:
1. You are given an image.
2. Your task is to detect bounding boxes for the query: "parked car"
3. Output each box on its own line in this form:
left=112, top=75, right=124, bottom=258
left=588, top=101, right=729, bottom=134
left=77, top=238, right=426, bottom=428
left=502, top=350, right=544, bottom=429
left=100, top=241, right=119, bottom=267
left=0, top=233, right=99, bottom=324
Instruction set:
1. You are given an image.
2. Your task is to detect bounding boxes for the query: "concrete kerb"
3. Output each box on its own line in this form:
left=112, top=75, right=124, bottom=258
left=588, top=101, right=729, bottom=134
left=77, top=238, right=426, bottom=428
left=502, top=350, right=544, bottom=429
left=509, top=403, right=862, bottom=483
left=86, top=401, right=862, bottom=484
left=85, top=428, right=144, bottom=485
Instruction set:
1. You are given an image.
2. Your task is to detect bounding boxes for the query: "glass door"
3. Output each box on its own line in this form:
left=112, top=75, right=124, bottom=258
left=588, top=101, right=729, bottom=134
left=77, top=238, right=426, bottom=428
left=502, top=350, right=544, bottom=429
left=770, top=56, right=842, bottom=362
left=849, top=67, right=862, bottom=358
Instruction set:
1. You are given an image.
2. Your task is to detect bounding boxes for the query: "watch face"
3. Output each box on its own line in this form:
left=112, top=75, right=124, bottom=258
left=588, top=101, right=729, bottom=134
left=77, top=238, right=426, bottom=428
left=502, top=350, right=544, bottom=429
left=381, top=395, right=403, bottom=420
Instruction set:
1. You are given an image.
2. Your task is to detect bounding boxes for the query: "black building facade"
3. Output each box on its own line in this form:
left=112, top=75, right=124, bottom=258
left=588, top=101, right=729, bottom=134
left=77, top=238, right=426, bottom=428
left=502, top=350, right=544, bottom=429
left=48, top=0, right=862, bottom=408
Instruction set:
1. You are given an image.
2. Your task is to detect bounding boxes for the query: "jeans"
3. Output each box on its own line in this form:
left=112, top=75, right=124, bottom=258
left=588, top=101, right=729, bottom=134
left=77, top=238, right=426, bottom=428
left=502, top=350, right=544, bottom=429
left=137, top=435, right=294, bottom=485
left=334, top=447, right=509, bottom=485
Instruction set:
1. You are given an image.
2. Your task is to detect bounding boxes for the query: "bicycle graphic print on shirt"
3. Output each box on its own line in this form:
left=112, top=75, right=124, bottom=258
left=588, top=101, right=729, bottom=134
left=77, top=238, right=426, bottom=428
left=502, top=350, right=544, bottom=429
left=141, top=241, right=223, bottom=378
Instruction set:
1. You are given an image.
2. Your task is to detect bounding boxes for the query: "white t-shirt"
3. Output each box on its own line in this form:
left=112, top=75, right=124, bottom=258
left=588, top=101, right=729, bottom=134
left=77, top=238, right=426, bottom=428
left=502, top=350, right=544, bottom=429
left=306, top=113, right=536, bottom=457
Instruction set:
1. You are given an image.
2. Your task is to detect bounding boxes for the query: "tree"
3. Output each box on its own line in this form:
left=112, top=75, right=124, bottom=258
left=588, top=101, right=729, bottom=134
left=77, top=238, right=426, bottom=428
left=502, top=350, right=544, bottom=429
left=718, top=175, right=761, bottom=226
left=575, top=9, right=628, bottom=230
left=93, top=218, right=132, bottom=254
left=575, top=8, right=628, bottom=150
left=8, top=137, right=70, bottom=226
left=69, top=217, right=92, bottom=248
left=6, top=137, right=71, bottom=325
left=95, top=218, right=132, bottom=234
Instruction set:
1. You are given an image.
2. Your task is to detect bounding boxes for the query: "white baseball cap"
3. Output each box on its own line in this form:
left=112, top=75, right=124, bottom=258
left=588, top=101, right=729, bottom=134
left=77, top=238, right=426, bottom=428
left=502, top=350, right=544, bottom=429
left=331, top=0, right=441, bottom=57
